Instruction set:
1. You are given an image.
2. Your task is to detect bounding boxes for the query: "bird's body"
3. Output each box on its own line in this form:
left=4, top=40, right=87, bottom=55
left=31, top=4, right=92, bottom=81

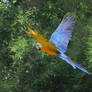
left=26, top=14, right=91, bottom=74
left=26, top=25, right=58, bottom=55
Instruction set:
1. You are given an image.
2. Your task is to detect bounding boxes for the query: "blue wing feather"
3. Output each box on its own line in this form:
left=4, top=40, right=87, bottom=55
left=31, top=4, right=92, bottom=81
left=49, top=14, right=75, bottom=52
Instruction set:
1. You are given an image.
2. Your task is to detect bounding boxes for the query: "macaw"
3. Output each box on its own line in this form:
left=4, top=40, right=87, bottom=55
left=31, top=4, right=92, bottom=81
left=26, top=15, right=90, bottom=74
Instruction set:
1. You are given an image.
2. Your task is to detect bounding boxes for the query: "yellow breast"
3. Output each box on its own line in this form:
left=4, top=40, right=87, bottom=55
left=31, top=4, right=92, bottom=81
left=39, top=45, right=57, bottom=56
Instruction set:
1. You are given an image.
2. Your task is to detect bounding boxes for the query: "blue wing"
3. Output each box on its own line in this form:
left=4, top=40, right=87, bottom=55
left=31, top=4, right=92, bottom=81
left=49, top=14, right=75, bottom=52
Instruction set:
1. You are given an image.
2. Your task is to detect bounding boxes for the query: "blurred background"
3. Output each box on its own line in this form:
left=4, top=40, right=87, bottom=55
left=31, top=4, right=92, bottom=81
left=0, top=0, right=92, bottom=92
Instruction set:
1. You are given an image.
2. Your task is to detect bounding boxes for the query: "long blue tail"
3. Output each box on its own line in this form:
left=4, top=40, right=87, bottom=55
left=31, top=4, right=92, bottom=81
left=58, top=53, right=91, bottom=74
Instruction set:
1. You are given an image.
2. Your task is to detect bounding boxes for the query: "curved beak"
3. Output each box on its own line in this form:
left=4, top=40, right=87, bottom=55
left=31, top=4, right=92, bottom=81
left=33, top=45, right=41, bottom=50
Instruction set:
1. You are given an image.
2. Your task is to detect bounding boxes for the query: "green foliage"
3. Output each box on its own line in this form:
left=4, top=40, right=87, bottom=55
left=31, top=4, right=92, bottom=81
left=0, top=0, right=92, bottom=92
left=86, top=17, right=92, bottom=69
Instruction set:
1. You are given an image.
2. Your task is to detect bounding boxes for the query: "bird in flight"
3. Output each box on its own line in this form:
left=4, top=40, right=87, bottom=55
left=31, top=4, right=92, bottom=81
left=26, top=14, right=90, bottom=74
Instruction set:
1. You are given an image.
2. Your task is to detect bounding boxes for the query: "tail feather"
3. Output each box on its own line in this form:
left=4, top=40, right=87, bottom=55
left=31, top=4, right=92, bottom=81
left=58, top=53, right=91, bottom=74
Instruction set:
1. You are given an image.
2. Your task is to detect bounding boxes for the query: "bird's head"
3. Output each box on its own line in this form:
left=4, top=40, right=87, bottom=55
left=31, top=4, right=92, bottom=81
left=34, top=43, right=42, bottom=50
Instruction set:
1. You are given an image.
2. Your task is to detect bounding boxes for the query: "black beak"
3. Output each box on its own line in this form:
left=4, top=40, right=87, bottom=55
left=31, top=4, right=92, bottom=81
left=33, top=45, right=41, bottom=50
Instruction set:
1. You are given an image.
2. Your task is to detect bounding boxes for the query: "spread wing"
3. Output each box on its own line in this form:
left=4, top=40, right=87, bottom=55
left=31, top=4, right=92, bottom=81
left=49, top=14, right=75, bottom=53
left=26, top=25, right=57, bottom=51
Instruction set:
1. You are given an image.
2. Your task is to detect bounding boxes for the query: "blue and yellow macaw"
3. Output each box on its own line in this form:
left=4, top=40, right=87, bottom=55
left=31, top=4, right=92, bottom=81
left=26, top=15, right=90, bottom=74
